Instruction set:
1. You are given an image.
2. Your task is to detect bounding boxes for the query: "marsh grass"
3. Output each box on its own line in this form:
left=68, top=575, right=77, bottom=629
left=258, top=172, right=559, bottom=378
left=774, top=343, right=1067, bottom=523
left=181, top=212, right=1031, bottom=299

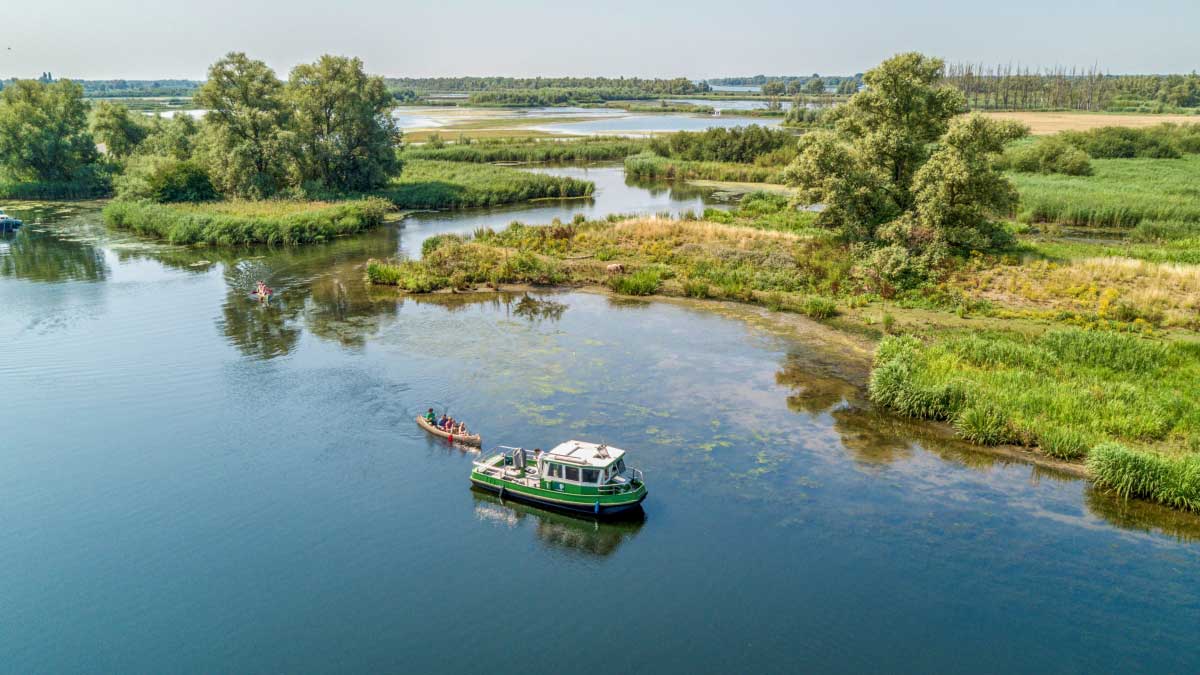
left=1012, top=156, right=1200, bottom=227
left=400, top=137, right=648, bottom=163
left=624, top=153, right=783, bottom=184
left=377, top=160, right=593, bottom=209
left=870, top=330, right=1200, bottom=467
left=368, top=202, right=854, bottom=315
left=1089, top=443, right=1200, bottom=512
left=103, top=198, right=391, bottom=246
left=966, top=253, right=1200, bottom=329
left=609, top=268, right=662, bottom=295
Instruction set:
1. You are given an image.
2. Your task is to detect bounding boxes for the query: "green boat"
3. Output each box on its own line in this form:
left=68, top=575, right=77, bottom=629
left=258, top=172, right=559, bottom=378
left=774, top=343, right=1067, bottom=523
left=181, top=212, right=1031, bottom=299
left=470, top=441, right=647, bottom=517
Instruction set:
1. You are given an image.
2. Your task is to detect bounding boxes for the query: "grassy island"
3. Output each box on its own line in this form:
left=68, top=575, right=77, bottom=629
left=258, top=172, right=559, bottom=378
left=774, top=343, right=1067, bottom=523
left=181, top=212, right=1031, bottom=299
left=103, top=198, right=392, bottom=246
left=378, top=160, right=593, bottom=209
left=400, top=137, right=648, bottom=164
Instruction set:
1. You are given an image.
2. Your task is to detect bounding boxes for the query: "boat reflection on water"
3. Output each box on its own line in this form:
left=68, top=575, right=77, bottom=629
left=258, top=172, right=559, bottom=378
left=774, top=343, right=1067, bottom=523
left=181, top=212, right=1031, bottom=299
left=470, top=487, right=645, bottom=558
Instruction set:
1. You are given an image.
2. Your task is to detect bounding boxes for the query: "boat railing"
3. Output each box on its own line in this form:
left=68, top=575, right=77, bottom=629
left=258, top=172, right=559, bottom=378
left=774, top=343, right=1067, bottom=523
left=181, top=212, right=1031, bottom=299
left=472, top=449, right=645, bottom=493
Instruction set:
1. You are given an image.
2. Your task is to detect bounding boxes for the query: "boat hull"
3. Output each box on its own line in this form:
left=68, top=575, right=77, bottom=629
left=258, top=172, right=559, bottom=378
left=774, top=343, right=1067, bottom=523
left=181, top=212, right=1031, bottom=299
left=416, top=416, right=482, bottom=447
left=470, top=474, right=647, bottom=517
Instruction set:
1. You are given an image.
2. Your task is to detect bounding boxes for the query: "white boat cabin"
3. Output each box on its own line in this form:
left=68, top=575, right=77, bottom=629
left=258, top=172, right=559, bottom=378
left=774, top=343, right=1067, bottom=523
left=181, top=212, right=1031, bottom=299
left=536, top=440, right=630, bottom=487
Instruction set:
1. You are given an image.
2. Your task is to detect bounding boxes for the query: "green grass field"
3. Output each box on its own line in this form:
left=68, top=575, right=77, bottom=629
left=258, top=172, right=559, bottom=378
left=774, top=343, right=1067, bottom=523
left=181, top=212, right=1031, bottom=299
left=1011, top=155, right=1200, bottom=227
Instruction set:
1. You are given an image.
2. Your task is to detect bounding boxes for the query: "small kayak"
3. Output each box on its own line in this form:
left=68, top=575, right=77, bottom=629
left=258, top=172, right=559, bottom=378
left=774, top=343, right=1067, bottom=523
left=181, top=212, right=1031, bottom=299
left=416, top=416, right=482, bottom=447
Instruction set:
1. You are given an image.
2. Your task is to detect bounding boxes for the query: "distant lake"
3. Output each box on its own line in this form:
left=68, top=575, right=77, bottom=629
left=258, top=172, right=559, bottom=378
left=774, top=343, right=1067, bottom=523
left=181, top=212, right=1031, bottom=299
left=532, top=114, right=782, bottom=136
left=709, top=84, right=763, bottom=93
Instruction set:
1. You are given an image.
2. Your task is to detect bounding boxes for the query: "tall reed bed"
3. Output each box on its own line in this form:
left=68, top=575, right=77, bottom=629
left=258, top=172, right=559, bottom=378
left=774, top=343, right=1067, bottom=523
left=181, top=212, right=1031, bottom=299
left=103, top=198, right=391, bottom=246
left=869, top=330, right=1200, bottom=485
left=624, top=153, right=784, bottom=184
left=1088, top=443, right=1200, bottom=512
left=400, top=137, right=648, bottom=163
left=377, top=160, right=593, bottom=209
left=1012, top=155, right=1200, bottom=227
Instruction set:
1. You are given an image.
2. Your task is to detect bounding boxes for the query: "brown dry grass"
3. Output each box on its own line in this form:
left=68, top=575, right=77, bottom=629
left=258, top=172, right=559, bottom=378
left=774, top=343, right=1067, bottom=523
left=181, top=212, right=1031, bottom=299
left=960, top=256, right=1200, bottom=327
left=980, top=111, right=1200, bottom=135
left=608, top=217, right=805, bottom=245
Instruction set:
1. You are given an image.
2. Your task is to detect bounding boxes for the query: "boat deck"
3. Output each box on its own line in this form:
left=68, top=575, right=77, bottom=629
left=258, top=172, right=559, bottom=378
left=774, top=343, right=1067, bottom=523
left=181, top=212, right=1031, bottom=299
left=473, top=456, right=542, bottom=488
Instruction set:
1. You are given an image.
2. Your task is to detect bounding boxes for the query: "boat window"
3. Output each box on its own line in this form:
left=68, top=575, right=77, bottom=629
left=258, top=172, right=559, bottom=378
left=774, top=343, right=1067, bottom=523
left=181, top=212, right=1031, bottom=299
left=564, top=466, right=580, bottom=482
left=582, top=468, right=600, bottom=484
left=614, top=459, right=625, bottom=474
left=548, top=464, right=562, bottom=479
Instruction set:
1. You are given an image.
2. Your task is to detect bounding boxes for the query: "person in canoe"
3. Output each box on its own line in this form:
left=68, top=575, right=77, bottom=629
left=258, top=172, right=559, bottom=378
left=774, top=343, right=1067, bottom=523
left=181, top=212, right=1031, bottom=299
left=438, top=413, right=450, bottom=430
left=424, top=408, right=436, bottom=425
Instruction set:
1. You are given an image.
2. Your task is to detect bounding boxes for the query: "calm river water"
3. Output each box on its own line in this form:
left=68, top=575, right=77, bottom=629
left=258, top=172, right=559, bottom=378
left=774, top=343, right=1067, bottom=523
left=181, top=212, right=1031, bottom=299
left=2, top=167, right=1199, bottom=673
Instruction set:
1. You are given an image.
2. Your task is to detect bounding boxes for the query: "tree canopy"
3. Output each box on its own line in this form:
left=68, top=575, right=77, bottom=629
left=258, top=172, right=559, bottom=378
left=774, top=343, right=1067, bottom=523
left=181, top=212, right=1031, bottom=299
left=0, top=79, right=97, bottom=181
left=194, top=52, right=291, bottom=199
left=90, top=100, right=148, bottom=158
left=287, top=55, right=400, bottom=192
left=784, top=52, right=1027, bottom=290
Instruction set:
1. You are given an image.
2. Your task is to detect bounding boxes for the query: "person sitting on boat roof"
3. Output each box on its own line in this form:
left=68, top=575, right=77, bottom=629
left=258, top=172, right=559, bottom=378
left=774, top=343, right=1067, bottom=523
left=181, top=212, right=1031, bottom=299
left=424, top=408, right=436, bottom=425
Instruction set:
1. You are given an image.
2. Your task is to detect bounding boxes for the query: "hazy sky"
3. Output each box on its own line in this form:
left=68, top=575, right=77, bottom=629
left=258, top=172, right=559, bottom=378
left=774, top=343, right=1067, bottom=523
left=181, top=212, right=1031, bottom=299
left=3, top=0, right=1197, bottom=79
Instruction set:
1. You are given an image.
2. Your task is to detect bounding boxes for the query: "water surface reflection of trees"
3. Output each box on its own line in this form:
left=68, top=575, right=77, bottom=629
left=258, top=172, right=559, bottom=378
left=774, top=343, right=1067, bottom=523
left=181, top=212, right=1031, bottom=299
left=0, top=226, right=107, bottom=283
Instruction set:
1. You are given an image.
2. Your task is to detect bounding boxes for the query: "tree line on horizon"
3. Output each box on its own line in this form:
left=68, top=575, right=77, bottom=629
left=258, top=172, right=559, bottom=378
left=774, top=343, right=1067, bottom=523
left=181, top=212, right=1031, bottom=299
left=942, top=64, right=1200, bottom=112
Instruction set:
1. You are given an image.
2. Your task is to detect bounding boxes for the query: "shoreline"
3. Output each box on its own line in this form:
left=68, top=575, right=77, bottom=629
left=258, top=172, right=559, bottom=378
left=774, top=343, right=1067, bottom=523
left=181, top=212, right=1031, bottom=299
left=379, top=279, right=1097, bottom=479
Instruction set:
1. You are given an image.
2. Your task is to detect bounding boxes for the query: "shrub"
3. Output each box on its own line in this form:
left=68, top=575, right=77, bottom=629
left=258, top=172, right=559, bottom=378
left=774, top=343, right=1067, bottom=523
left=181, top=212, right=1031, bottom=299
left=1061, top=126, right=1182, bottom=159
left=114, top=155, right=216, bottom=202
left=647, top=125, right=795, bottom=163
left=954, top=403, right=1012, bottom=445
left=682, top=278, right=710, bottom=298
left=801, top=295, right=837, bottom=319
left=1002, top=137, right=1092, bottom=176
left=609, top=268, right=662, bottom=296
left=1038, top=427, right=1090, bottom=460
left=1089, top=443, right=1200, bottom=512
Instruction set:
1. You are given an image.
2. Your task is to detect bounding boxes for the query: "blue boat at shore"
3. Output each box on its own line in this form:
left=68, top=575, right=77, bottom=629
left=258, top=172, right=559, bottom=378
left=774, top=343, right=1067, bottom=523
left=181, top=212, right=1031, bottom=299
left=0, top=209, right=23, bottom=231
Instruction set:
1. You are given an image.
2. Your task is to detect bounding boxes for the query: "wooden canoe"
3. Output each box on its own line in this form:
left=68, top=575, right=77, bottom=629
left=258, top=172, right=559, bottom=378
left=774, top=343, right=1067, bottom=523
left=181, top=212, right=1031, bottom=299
left=416, top=416, right=482, bottom=447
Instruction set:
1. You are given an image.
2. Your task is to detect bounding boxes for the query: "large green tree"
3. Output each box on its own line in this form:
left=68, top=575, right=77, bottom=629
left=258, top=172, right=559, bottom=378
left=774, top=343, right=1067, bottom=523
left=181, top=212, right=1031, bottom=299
left=286, top=55, right=401, bottom=191
left=832, top=52, right=965, bottom=210
left=0, top=79, right=97, bottom=181
left=784, top=53, right=1027, bottom=289
left=194, top=52, right=290, bottom=199
left=139, top=113, right=200, bottom=160
left=90, top=101, right=148, bottom=158
left=910, top=114, right=1027, bottom=251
